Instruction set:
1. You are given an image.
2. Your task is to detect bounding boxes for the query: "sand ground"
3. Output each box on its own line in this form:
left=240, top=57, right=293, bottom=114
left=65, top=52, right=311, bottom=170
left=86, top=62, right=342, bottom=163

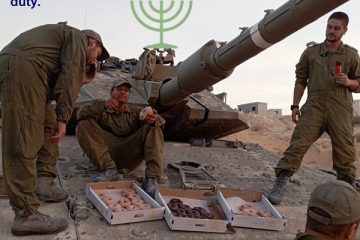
left=223, top=113, right=360, bottom=176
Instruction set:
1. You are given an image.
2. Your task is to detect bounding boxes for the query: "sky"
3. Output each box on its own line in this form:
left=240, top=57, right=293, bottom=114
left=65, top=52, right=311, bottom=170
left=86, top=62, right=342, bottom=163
left=0, top=0, right=359, bottom=115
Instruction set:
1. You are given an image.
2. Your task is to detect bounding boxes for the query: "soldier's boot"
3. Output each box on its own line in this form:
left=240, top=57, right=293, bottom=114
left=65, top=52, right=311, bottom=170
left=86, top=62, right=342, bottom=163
left=94, top=168, right=121, bottom=182
left=35, top=177, right=68, bottom=202
left=141, top=177, right=157, bottom=198
left=11, top=211, right=68, bottom=236
left=267, top=170, right=291, bottom=205
left=338, top=175, right=360, bottom=192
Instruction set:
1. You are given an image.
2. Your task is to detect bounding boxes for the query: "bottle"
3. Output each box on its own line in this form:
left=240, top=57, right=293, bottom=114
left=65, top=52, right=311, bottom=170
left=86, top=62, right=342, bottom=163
left=335, top=61, right=342, bottom=74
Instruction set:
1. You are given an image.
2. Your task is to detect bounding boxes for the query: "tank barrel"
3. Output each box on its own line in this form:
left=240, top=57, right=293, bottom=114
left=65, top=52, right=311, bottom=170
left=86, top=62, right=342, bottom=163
left=157, top=0, right=349, bottom=109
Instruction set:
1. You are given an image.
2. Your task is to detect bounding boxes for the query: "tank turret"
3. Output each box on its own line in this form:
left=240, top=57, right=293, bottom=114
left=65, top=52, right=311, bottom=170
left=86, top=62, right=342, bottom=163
left=74, top=0, right=349, bottom=142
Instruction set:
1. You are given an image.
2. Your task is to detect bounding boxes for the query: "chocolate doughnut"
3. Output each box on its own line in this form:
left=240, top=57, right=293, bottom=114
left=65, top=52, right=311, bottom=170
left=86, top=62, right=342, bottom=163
left=191, top=210, right=201, bottom=219
left=169, top=198, right=183, bottom=206
left=181, top=204, right=192, bottom=214
left=167, top=202, right=178, bottom=212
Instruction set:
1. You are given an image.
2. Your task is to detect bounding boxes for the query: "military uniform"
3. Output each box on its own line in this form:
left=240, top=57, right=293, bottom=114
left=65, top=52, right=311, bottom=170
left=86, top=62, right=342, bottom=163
left=275, top=42, right=360, bottom=179
left=0, top=23, right=87, bottom=216
left=294, top=232, right=325, bottom=240
left=76, top=100, right=165, bottom=178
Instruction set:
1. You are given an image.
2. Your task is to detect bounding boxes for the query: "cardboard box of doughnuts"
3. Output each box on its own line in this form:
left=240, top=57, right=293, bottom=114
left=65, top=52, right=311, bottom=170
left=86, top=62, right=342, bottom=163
left=86, top=181, right=165, bottom=225
left=155, top=188, right=236, bottom=233
left=216, top=188, right=286, bottom=231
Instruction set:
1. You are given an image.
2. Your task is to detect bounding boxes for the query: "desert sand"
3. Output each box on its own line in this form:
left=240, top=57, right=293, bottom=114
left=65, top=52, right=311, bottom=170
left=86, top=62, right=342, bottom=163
left=223, top=113, right=360, bottom=176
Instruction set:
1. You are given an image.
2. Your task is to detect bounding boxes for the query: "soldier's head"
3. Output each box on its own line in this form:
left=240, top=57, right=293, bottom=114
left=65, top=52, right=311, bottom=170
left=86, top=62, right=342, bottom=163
left=304, top=180, right=360, bottom=240
left=326, top=12, right=348, bottom=43
left=82, top=29, right=110, bottom=65
left=110, top=78, right=132, bottom=104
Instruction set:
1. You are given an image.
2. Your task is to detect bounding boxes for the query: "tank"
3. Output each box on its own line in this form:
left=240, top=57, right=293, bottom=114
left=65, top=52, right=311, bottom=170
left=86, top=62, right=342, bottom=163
left=71, top=0, right=349, bottom=142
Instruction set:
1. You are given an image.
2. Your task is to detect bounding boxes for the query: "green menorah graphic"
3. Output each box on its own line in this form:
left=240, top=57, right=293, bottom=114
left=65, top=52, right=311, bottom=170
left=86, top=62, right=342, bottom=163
left=131, top=0, right=193, bottom=49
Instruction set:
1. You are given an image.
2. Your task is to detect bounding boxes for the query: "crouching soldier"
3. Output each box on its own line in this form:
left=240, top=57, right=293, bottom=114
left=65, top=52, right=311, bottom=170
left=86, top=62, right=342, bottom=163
left=76, top=79, right=165, bottom=197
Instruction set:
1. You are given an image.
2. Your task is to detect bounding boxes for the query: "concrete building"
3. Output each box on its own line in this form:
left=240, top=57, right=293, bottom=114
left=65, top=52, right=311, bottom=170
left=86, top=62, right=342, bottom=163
left=237, top=102, right=268, bottom=115
left=237, top=102, right=282, bottom=116
left=268, top=109, right=282, bottom=116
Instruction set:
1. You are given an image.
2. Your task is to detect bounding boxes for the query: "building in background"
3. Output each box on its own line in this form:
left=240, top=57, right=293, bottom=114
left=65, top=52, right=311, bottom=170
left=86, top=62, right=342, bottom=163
left=237, top=102, right=282, bottom=116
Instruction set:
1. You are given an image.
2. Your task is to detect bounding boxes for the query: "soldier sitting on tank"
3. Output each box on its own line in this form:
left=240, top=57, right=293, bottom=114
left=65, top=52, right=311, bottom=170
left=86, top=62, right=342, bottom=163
left=76, top=78, right=165, bottom=197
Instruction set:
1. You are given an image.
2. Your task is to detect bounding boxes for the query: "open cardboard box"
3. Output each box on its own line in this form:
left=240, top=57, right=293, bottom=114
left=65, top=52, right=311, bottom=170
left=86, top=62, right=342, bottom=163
left=86, top=181, right=165, bottom=225
left=155, top=188, right=235, bottom=233
left=217, top=188, right=286, bottom=231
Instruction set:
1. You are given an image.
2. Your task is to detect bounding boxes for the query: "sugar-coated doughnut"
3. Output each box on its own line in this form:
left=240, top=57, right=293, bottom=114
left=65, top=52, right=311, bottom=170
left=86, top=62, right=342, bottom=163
left=131, top=198, right=144, bottom=206
left=113, top=206, right=126, bottom=212
left=257, top=209, right=272, bottom=218
left=127, top=193, right=141, bottom=200
left=239, top=203, right=253, bottom=210
left=118, top=198, right=131, bottom=208
left=121, top=189, right=135, bottom=197
left=139, top=203, right=152, bottom=210
left=126, top=205, right=139, bottom=211
left=241, top=208, right=257, bottom=216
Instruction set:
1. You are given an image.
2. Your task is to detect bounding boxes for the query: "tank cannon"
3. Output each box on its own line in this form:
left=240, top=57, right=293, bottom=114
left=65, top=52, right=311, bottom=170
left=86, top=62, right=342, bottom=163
left=74, top=0, right=349, bottom=141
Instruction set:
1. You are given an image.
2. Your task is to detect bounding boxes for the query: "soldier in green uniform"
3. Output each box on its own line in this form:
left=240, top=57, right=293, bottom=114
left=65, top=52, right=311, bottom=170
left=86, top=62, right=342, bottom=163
left=76, top=79, right=165, bottom=198
left=294, top=181, right=360, bottom=240
left=268, top=12, right=360, bottom=205
left=0, top=23, right=109, bottom=236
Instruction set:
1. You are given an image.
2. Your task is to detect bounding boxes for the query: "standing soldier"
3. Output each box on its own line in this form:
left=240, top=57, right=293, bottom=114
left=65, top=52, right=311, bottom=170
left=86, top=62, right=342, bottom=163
left=268, top=12, right=360, bottom=205
left=0, top=23, right=109, bottom=236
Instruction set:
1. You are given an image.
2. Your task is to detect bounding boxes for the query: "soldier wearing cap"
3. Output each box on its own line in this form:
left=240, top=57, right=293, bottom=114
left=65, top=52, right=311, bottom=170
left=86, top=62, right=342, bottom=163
left=76, top=78, right=165, bottom=198
left=295, top=180, right=360, bottom=240
left=0, top=22, right=109, bottom=236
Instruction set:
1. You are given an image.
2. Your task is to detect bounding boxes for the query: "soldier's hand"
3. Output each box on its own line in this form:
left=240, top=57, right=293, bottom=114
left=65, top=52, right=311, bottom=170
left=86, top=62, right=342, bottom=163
left=334, top=73, right=350, bottom=86
left=105, top=98, right=119, bottom=111
left=145, top=108, right=157, bottom=124
left=291, top=108, right=301, bottom=123
left=49, top=121, right=67, bottom=143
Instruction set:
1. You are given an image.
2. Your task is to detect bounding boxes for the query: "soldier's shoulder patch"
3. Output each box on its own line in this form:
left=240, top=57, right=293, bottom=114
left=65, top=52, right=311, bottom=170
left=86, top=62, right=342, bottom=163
left=306, top=41, right=319, bottom=48
left=344, top=44, right=358, bottom=53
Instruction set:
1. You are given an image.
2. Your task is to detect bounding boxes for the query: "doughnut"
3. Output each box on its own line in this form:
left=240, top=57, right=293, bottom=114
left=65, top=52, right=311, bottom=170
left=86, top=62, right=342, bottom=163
left=121, top=189, right=135, bottom=197
left=174, top=208, right=187, bottom=217
left=167, top=202, right=178, bottom=212
left=182, top=204, right=192, bottom=214
left=240, top=208, right=257, bottom=216
left=113, top=206, right=126, bottom=212
left=257, top=209, right=272, bottom=218
left=239, top=203, right=253, bottom=210
left=191, top=210, right=201, bottom=219
left=127, top=193, right=141, bottom=200
left=139, top=203, right=152, bottom=210
left=169, top=198, right=183, bottom=206
left=131, top=198, right=145, bottom=206
left=126, top=205, right=139, bottom=211
left=118, top=198, right=131, bottom=208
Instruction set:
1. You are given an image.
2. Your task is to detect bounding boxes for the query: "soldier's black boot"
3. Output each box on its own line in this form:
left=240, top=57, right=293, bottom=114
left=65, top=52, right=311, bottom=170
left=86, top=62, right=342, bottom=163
left=267, top=170, right=291, bottom=205
left=141, top=177, right=157, bottom=198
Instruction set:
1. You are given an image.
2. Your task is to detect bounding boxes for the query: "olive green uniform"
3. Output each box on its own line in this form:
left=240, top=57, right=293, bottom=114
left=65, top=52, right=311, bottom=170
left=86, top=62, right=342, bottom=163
left=76, top=100, right=165, bottom=178
left=275, top=42, right=360, bottom=178
left=0, top=23, right=87, bottom=216
left=294, top=232, right=325, bottom=240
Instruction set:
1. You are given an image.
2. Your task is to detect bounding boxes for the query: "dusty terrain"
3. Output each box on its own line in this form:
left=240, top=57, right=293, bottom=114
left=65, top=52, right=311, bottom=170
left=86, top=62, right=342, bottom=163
left=223, top=112, right=360, bottom=176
